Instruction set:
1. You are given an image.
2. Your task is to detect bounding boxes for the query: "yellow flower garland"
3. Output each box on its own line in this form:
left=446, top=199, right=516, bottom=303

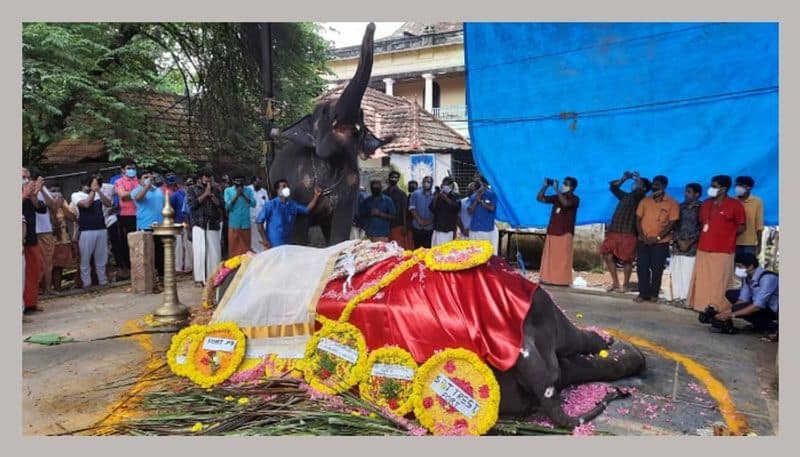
left=412, top=348, right=501, bottom=436
left=422, top=240, right=493, bottom=272
left=338, top=254, right=421, bottom=323
left=359, top=347, right=418, bottom=416
left=183, top=322, right=247, bottom=389
left=167, top=325, right=208, bottom=378
left=303, top=320, right=369, bottom=395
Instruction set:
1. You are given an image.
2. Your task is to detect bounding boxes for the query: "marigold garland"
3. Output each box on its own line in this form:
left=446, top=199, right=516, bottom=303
left=303, top=321, right=369, bottom=395
left=412, top=348, right=501, bottom=436
left=359, top=347, right=418, bottom=416
left=183, top=322, right=247, bottom=388
left=264, top=354, right=305, bottom=379
left=167, top=325, right=207, bottom=378
left=423, top=240, right=493, bottom=272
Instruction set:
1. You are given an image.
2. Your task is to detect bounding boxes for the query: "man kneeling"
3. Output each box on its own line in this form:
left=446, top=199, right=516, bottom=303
left=705, top=253, right=778, bottom=335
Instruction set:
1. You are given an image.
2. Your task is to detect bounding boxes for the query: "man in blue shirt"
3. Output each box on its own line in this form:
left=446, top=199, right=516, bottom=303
left=360, top=179, right=396, bottom=242
left=408, top=176, right=435, bottom=248
left=467, top=177, right=498, bottom=254
left=165, top=172, right=192, bottom=273
left=715, top=252, right=778, bottom=335
left=132, top=171, right=166, bottom=278
left=224, top=175, right=256, bottom=257
left=256, top=179, right=322, bottom=249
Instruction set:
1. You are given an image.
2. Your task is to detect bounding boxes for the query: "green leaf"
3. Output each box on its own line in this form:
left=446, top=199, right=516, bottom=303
left=24, top=333, right=78, bottom=346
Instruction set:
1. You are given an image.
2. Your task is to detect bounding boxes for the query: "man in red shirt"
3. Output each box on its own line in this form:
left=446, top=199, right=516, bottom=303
left=687, top=175, right=746, bottom=314
left=536, top=176, right=580, bottom=286
left=112, top=159, right=139, bottom=277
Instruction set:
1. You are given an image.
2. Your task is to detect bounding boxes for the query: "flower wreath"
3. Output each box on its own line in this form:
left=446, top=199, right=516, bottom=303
left=183, top=322, right=247, bottom=388
left=358, top=347, right=418, bottom=416
left=167, top=325, right=207, bottom=378
left=202, top=253, right=251, bottom=309
left=303, top=318, right=369, bottom=395
left=412, top=348, right=501, bottom=436
left=422, top=240, right=493, bottom=272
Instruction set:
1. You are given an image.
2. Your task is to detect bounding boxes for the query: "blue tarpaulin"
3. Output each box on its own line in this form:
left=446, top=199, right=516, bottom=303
left=464, top=23, right=778, bottom=228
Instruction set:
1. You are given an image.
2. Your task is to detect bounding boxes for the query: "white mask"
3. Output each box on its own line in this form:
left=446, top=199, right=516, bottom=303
left=22, top=178, right=29, bottom=186
left=735, top=185, right=747, bottom=197
left=280, top=187, right=291, bottom=198
left=441, top=185, right=452, bottom=193
left=734, top=267, right=748, bottom=278
left=707, top=187, right=720, bottom=198
left=560, top=185, right=571, bottom=193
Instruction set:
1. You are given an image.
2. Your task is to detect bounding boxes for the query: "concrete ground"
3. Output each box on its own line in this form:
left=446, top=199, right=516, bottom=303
left=21, top=278, right=779, bottom=436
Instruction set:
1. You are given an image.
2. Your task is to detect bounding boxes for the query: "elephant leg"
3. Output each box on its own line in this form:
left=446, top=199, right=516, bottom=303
left=290, top=214, right=311, bottom=245
left=319, top=224, right=332, bottom=246
left=556, top=340, right=646, bottom=389
left=328, top=206, right=354, bottom=246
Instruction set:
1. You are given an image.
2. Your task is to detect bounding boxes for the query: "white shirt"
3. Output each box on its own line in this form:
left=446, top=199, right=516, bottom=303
left=459, top=196, right=472, bottom=233
left=35, top=191, right=53, bottom=234
left=100, top=183, right=117, bottom=227
left=248, top=185, right=270, bottom=221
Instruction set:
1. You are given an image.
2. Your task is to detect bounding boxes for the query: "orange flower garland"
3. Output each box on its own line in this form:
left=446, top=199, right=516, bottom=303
left=422, top=240, right=493, bottom=272
left=412, top=348, right=501, bottom=436
left=167, top=325, right=207, bottom=378
left=358, top=347, right=418, bottom=416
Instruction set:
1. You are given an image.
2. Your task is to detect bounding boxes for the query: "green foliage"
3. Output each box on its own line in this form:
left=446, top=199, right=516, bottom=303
left=23, top=22, right=331, bottom=174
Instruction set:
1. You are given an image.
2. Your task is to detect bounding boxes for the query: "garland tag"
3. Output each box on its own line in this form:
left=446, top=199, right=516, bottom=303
left=431, top=374, right=480, bottom=418
left=202, top=337, right=238, bottom=352
left=371, top=363, right=415, bottom=380
left=318, top=337, right=358, bottom=363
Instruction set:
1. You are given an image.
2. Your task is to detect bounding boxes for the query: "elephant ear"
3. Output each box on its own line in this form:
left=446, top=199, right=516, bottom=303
left=360, top=129, right=394, bottom=160
left=278, top=115, right=316, bottom=148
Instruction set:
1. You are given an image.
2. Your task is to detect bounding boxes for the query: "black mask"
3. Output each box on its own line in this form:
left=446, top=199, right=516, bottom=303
left=388, top=176, right=399, bottom=185
left=371, top=186, right=382, bottom=195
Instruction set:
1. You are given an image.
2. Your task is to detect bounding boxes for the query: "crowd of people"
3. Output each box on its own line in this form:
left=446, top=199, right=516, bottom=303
left=21, top=161, right=777, bottom=340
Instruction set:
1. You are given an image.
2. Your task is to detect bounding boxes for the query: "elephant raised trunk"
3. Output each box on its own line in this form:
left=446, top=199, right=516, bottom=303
left=335, top=22, right=375, bottom=125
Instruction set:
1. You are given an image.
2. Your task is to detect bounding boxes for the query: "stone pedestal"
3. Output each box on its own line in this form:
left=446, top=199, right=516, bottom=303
left=128, top=231, right=155, bottom=294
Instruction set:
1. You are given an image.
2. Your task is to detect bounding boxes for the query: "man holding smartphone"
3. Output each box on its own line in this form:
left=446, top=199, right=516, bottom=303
left=466, top=176, right=498, bottom=255
left=537, top=176, right=580, bottom=286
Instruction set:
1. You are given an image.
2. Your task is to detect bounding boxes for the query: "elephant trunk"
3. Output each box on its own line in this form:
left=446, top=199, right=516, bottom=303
left=335, top=22, right=375, bottom=125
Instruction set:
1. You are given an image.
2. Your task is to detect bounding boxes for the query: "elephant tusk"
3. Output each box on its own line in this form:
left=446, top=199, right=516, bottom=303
left=544, top=386, right=555, bottom=398
left=520, top=347, right=530, bottom=358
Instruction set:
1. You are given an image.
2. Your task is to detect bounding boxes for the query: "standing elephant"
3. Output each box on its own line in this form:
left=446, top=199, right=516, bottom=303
left=268, top=23, right=391, bottom=246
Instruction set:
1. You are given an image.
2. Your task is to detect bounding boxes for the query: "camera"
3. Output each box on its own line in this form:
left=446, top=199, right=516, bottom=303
left=546, top=178, right=555, bottom=186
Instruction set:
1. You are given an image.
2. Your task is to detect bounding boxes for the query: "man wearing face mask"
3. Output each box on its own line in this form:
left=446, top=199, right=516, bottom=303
left=634, top=175, right=680, bottom=303
left=429, top=177, right=462, bottom=247
left=187, top=169, right=224, bottom=286
left=733, top=176, right=764, bottom=258
left=409, top=176, right=436, bottom=248
left=248, top=176, right=270, bottom=253
left=257, top=179, right=322, bottom=249
left=687, top=175, right=746, bottom=314
left=113, top=159, right=139, bottom=277
left=359, top=179, right=396, bottom=242
left=224, top=175, right=256, bottom=258
left=537, top=176, right=580, bottom=286
left=22, top=167, right=48, bottom=313
left=600, top=171, right=652, bottom=293
left=467, top=176, right=498, bottom=253
left=670, top=183, right=703, bottom=305
left=384, top=171, right=408, bottom=248
left=132, top=171, right=166, bottom=280
left=457, top=182, right=476, bottom=239
left=166, top=173, right=192, bottom=274
left=405, top=180, right=419, bottom=247
left=71, top=175, right=114, bottom=289
left=709, top=253, right=778, bottom=336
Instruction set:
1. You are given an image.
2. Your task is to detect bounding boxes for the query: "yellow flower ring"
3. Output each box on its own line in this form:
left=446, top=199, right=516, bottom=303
left=358, top=347, right=419, bottom=416
left=183, top=322, right=247, bottom=388
left=422, top=240, right=493, bottom=272
left=412, top=348, right=501, bottom=436
left=303, top=321, right=369, bottom=395
left=167, top=325, right=208, bottom=378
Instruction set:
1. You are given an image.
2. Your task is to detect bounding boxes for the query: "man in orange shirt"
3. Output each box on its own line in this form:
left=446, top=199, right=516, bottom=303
left=634, top=175, right=680, bottom=303
left=734, top=176, right=764, bottom=257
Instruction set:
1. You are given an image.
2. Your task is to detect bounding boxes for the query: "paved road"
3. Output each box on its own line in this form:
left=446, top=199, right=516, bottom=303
left=21, top=280, right=778, bottom=436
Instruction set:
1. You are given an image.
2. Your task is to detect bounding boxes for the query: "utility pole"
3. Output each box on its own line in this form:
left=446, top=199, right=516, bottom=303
left=259, top=23, right=275, bottom=193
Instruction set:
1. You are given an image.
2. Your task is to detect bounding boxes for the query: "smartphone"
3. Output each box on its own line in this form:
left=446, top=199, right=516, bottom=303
left=546, top=178, right=555, bottom=186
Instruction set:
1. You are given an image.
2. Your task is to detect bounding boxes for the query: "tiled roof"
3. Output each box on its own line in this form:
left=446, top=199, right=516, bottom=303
left=318, top=85, right=471, bottom=154
left=40, top=90, right=212, bottom=166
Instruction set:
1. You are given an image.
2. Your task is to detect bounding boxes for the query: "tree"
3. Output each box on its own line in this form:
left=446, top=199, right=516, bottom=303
left=22, top=22, right=331, bottom=173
